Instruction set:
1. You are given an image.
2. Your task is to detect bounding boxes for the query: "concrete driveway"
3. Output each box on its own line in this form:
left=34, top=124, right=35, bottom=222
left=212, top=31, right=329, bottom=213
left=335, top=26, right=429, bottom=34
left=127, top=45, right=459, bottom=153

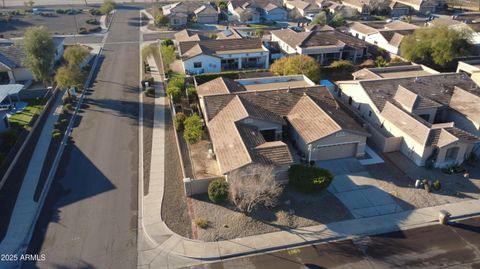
left=320, top=158, right=403, bottom=219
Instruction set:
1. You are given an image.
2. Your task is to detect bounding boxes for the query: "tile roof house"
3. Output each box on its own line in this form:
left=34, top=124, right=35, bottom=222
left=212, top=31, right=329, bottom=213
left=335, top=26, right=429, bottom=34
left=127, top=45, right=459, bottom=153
left=348, top=20, right=418, bottom=54
left=197, top=77, right=369, bottom=177
left=389, top=0, right=437, bottom=14
left=271, top=27, right=368, bottom=64
left=337, top=73, right=480, bottom=168
left=352, top=64, right=439, bottom=80
left=341, top=0, right=372, bottom=15
left=284, top=0, right=322, bottom=17
left=173, top=29, right=203, bottom=44
left=227, top=0, right=287, bottom=22
left=178, top=38, right=269, bottom=74
left=194, top=4, right=218, bottom=24
left=216, top=27, right=246, bottom=39
left=162, top=2, right=190, bottom=27
left=0, top=37, right=64, bottom=84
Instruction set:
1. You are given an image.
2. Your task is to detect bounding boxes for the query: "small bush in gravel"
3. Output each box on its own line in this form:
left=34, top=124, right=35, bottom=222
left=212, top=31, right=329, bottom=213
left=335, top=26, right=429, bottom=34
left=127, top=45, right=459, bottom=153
left=61, top=119, right=69, bottom=126
left=208, top=179, right=229, bottom=203
left=194, top=218, right=208, bottom=229
left=78, top=27, right=88, bottom=34
left=64, top=103, right=74, bottom=112
left=174, top=112, right=186, bottom=131
left=89, top=26, right=102, bottom=33
left=86, top=18, right=100, bottom=25
left=1, top=129, right=18, bottom=148
left=62, top=95, right=75, bottom=104
left=89, top=8, right=103, bottom=16
left=183, top=114, right=203, bottom=144
left=433, top=180, right=441, bottom=190
left=288, top=164, right=333, bottom=193
left=145, top=87, right=155, bottom=97
left=56, top=9, right=66, bottom=14
left=52, top=129, right=62, bottom=140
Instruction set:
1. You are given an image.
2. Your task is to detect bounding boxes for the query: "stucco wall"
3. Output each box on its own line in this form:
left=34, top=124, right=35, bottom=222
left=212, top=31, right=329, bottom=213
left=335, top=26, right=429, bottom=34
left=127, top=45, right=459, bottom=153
left=183, top=55, right=221, bottom=74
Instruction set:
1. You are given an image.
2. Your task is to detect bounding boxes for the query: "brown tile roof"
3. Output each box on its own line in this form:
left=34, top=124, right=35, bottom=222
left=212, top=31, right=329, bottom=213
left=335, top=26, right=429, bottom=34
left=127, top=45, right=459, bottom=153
left=179, top=38, right=265, bottom=60
left=384, top=20, right=419, bottom=30
left=216, top=28, right=244, bottom=39
left=358, top=73, right=480, bottom=111
left=287, top=95, right=342, bottom=143
left=449, top=86, right=480, bottom=126
left=271, top=28, right=311, bottom=48
left=194, top=4, right=218, bottom=15
left=300, top=30, right=368, bottom=49
left=205, top=85, right=367, bottom=173
left=349, top=22, right=379, bottom=35
left=196, top=77, right=245, bottom=97
left=305, top=24, right=335, bottom=32
left=174, top=29, right=202, bottom=43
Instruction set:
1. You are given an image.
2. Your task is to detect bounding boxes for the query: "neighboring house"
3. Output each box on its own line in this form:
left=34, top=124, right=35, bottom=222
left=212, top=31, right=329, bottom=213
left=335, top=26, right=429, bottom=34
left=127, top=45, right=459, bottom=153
left=228, top=0, right=287, bottom=22
left=228, top=2, right=261, bottom=23
left=389, top=0, right=436, bottom=14
left=284, top=0, right=322, bottom=18
left=194, top=4, right=218, bottom=24
left=428, top=18, right=480, bottom=47
left=352, top=64, right=439, bottom=80
left=178, top=38, right=269, bottom=74
left=216, top=27, right=247, bottom=39
left=456, top=59, right=480, bottom=86
left=388, top=1, right=411, bottom=16
left=196, top=76, right=369, bottom=179
left=341, top=0, right=371, bottom=15
left=162, top=2, right=189, bottom=27
left=0, top=84, right=24, bottom=132
left=336, top=72, right=480, bottom=168
left=348, top=20, right=418, bottom=55
left=174, top=29, right=203, bottom=44
left=0, top=37, right=64, bottom=84
left=271, top=27, right=368, bottom=64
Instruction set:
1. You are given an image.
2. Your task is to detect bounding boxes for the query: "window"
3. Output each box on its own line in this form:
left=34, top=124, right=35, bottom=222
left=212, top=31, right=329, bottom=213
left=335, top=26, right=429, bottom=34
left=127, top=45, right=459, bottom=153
left=368, top=110, right=372, bottom=117
left=445, top=147, right=459, bottom=161
left=336, top=131, right=346, bottom=137
left=193, top=62, right=202, bottom=68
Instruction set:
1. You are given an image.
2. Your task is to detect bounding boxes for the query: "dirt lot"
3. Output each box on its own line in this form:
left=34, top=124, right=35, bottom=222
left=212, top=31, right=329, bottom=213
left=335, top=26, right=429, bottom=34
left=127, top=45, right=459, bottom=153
left=190, top=185, right=352, bottom=241
left=0, top=10, right=102, bottom=37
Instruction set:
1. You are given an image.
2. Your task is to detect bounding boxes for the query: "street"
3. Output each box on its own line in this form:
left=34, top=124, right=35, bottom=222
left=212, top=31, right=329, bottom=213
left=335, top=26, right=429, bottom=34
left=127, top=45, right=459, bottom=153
left=23, top=6, right=141, bottom=269
left=189, top=217, right=480, bottom=269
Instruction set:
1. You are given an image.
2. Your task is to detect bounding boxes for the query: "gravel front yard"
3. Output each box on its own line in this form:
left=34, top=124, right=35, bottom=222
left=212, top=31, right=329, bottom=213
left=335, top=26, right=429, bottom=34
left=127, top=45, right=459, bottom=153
left=364, top=152, right=480, bottom=209
left=190, top=185, right=352, bottom=241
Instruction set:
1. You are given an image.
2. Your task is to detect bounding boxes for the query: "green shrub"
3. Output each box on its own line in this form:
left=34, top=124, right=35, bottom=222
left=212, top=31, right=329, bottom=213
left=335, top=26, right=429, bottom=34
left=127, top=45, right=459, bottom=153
left=62, top=95, right=75, bottom=104
left=169, top=76, right=185, bottom=89
left=433, top=180, right=441, bottom=190
left=194, top=218, right=208, bottom=229
left=166, top=86, right=182, bottom=103
left=1, top=129, right=19, bottom=148
left=52, top=129, right=62, bottom=140
left=56, top=9, right=66, bottom=14
left=78, top=27, right=88, bottom=34
left=162, top=38, right=174, bottom=47
left=208, top=179, right=229, bottom=203
left=187, top=86, right=196, bottom=98
left=99, top=0, right=116, bottom=14
left=183, top=114, right=203, bottom=144
left=89, top=8, right=103, bottom=15
left=146, top=87, right=155, bottom=96
left=288, top=164, right=333, bottom=193
left=60, top=119, right=69, bottom=126
left=86, top=18, right=100, bottom=25
left=64, top=103, right=74, bottom=112
left=89, top=26, right=102, bottom=33
left=174, top=112, right=186, bottom=131
left=329, top=60, right=354, bottom=72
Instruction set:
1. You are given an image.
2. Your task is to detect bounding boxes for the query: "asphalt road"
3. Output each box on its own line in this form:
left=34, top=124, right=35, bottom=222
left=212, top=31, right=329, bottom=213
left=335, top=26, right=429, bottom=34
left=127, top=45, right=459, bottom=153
left=190, top=217, right=480, bottom=269
left=23, top=6, right=141, bottom=269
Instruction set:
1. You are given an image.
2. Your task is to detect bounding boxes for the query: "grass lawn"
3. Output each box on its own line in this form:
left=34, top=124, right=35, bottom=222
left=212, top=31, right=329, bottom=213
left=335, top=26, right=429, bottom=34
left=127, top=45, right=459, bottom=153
left=8, top=99, right=46, bottom=129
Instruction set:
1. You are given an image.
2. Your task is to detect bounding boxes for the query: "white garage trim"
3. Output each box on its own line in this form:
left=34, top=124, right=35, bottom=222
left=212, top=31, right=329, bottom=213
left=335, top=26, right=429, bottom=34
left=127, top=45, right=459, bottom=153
left=315, top=141, right=362, bottom=148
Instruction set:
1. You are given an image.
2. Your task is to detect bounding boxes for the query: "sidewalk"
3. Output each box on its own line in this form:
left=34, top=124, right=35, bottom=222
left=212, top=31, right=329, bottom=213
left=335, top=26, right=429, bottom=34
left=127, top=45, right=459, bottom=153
left=0, top=91, right=64, bottom=262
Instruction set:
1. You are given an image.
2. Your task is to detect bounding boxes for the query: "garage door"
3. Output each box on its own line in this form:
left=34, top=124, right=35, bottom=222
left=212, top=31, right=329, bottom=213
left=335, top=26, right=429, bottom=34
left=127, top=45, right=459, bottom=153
left=312, top=143, right=357, bottom=161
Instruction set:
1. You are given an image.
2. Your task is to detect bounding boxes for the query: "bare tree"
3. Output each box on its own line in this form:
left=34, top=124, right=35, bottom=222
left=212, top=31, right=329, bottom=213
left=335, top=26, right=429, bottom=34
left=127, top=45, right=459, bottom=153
left=228, top=165, right=283, bottom=215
